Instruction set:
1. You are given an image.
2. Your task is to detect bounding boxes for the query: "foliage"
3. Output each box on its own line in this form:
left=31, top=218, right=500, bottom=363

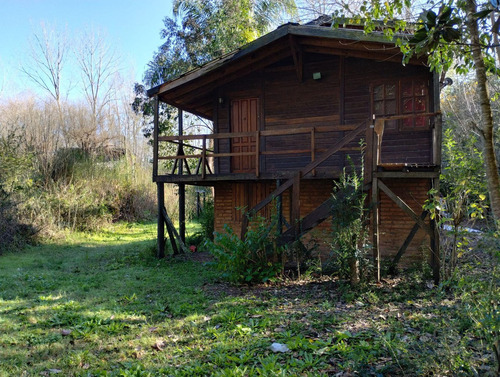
left=340, top=0, right=500, bottom=225
left=25, top=158, right=157, bottom=233
left=328, top=158, right=370, bottom=284
left=1, top=222, right=499, bottom=376
left=206, top=215, right=284, bottom=284
left=198, top=198, right=215, bottom=241
left=424, top=129, right=488, bottom=280
left=0, top=134, right=37, bottom=253
left=145, top=0, right=297, bottom=87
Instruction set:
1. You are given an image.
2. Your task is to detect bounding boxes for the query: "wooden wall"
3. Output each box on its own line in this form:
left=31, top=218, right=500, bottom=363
left=378, top=178, right=432, bottom=263
left=213, top=178, right=432, bottom=265
left=214, top=53, right=434, bottom=176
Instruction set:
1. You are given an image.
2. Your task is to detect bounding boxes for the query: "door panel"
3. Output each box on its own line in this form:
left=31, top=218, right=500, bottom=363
left=231, top=98, right=259, bottom=173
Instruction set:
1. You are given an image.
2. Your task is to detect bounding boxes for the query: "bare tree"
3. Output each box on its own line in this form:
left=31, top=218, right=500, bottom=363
left=20, top=23, right=68, bottom=105
left=74, top=28, right=121, bottom=152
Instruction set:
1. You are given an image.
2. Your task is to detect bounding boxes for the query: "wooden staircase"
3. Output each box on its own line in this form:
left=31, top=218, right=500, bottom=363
left=240, top=119, right=370, bottom=243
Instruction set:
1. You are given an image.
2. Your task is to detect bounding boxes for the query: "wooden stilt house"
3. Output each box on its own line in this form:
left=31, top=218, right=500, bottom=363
left=147, top=17, right=442, bottom=282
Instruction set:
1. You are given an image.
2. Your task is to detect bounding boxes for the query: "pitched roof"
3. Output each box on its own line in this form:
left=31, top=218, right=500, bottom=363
left=148, top=19, right=422, bottom=119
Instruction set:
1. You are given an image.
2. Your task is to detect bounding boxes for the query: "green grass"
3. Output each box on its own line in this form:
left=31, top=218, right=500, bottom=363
left=0, top=222, right=498, bottom=376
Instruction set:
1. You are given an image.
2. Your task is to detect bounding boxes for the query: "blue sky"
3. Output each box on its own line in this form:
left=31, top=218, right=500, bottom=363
left=0, top=0, right=173, bottom=98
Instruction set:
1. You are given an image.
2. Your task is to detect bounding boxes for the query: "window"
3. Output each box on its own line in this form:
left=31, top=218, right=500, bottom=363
left=372, top=79, right=429, bottom=130
left=401, top=80, right=428, bottom=129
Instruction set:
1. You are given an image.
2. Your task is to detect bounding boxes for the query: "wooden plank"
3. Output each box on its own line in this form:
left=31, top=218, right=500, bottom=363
left=431, top=175, right=441, bottom=285
left=261, top=149, right=311, bottom=156
left=391, top=210, right=428, bottom=269
left=374, top=171, right=439, bottom=179
left=292, top=174, right=301, bottom=240
left=289, top=35, right=303, bottom=82
left=311, top=128, right=316, bottom=177
left=371, top=177, right=380, bottom=282
left=256, top=130, right=260, bottom=177
left=202, top=136, right=207, bottom=179
left=339, top=56, right=345, bottom=125
left=153, top=97, right=159, bottom=179
left=161, top=205, right=190, bottom=254
left=157, top=182, right=165, bottom=259
left=377, top=179, right=433, bottom=237
left=299, top=120, right=367, bottom=177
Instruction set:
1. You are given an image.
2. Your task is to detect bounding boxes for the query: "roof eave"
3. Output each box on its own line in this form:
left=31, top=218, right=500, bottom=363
left=147, top=24, right=415, bottom=98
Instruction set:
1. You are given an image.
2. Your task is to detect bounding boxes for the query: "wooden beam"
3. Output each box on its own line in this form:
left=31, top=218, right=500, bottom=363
left=161, top=205, right=190, bottom=254
left=373, top=171, right=440, bottom=179
left=390, top=210, right=428, bottom=270
left=378, top=179, right=432, bottom=237
left=289, top=35, right=303, bottom=82
left=157, top=182, right=165, bottom=259
left=371, top=177, right=380, bottom=282
left=276, top=179, right=283, bottom=235
left=292, top=174, right=301, bottom=240
left=153, top=97, right=159, bottom=179
left=178, top=109, right=186, bottom=244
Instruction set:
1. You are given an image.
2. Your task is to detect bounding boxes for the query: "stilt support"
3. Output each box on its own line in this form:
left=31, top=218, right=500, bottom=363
left=157, top=182, right=166, bottom=259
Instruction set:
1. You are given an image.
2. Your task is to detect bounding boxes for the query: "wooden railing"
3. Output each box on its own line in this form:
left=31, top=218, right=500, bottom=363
left=154, top=124, right=363, bottom=179
left=241, top=119, right=369, bottom=239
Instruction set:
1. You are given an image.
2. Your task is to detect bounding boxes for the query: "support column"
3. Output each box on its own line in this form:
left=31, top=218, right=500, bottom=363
left=371, top=177, right=380, bottom=282
left=291, top=174, right=301, bottom=240
left=178, top=109, right=186, bottom=245
left=276, top=179, right=283, bottom=235
left=157, top=182, right=165, bottom=259
left=430, top=177, right=440, bottom=285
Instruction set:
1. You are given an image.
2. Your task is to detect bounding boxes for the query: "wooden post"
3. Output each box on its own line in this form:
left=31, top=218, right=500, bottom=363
left=372, top=177, right=380, bottom=282
left=178, top=109, right=185, bottom=245
left=255, top=130, right=260, bottom=177
left=431, top=177, right=440, bottom=285
left=370, top=114, right=381, bottom=282
left=202, top=136, right=207, bottom=179
left=311, top=128, right=316, bottom=177
left=157, top=182, right=165, bottom=259
left=292, top=174, right=301, bottom=240
left=153, top=97, right=159, bottom=179
left=276, top=179, right=283, bottom=235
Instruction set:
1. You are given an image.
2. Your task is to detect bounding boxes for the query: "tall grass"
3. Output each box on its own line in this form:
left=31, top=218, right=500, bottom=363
left=21, top=156, right=159, bottom=235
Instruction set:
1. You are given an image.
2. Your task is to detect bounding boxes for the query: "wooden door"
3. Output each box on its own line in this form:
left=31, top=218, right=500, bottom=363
left=231, top=98, right=259, bottom=173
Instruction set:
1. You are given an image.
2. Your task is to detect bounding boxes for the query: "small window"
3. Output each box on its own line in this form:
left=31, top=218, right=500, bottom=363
left=401, top=79, right=428, bottom=130
left=373, top=83, right=398, bottom=130
left=372, top=79, right=430, bottom=131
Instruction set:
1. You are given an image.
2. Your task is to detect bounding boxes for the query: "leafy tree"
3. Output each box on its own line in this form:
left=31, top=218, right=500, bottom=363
left=342, top=0, right=500, bottom=228
left=145, top=0, right=297, bottom=87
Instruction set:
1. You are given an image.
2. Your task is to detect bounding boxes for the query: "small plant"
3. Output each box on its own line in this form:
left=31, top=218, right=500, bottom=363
left=206, top=214, right=284, bottom=284
left=423, top=129, right=488, bottom=281
left=199, top=199, right=214, bottom=241
left=328, top=156, right=369, bottom=284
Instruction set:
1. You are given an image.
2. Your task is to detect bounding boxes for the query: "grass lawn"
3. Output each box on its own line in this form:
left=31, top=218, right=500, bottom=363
left=0, top=222, right=498, bottom=376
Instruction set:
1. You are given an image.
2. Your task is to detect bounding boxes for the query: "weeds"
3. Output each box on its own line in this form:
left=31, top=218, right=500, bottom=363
left=0, top=222, right=498, bottom=376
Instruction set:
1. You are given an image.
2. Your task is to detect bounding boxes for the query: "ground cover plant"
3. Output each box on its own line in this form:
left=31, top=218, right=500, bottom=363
left=0, top=222, right=498, bottom=376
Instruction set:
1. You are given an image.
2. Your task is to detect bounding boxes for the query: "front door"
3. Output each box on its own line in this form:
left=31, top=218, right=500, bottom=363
left=231, top=98, right=259, bottom=173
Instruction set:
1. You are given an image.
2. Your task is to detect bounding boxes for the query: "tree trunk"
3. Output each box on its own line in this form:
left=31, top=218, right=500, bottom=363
left=466, top=0, right=500, bottom=227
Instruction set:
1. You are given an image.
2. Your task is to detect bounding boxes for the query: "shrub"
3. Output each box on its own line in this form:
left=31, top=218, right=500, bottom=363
left=199, top=199, right=214, bottom=241
left=0, top=134, right=37, bottom=252
left=206, top=215, right=283, bottom=284
left=327, top=158, right=370, bottom=284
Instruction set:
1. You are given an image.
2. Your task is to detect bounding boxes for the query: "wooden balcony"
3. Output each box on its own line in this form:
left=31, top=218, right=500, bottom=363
left=153, top=123, right=370, bottom=184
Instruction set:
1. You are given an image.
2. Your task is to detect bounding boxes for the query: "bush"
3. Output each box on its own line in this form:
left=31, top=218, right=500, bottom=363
left=206, top=215, right=283, bottom=284
left=199, top=199, right=214, bottom=241
left=0, top=134, right=37, bottom=252
left=19, top=156, right=157, bottom=234
left=327, top=158, right=370, bottom=284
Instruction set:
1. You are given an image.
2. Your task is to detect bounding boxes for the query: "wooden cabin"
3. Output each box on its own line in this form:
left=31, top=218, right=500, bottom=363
left=147, top=18, right=441, bottom=282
